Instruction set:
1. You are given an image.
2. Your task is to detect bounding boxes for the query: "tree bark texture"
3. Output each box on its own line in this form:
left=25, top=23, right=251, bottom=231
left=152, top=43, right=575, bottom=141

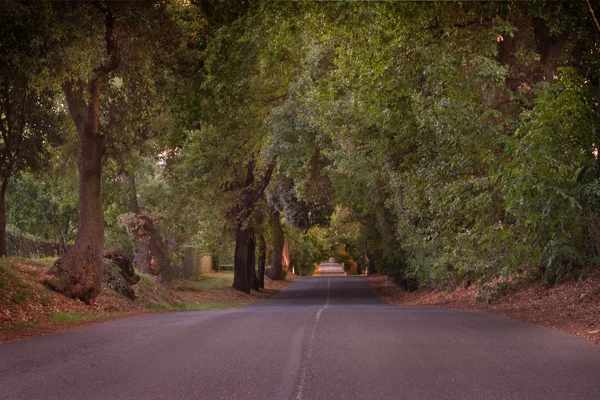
left=121, top=175, right=173, bottom=280
left=233, top=222, right=251, bottom=293
left=257, top=234, right=266, bottom=289
left=0, top=180, right=7, bottom=257
left=269, top=209, right=284, bottom=280
left=0, top=78, right=26, bottom=257
left=44, top=108, right=105, bottom=303
left=104, top=249, right=140, bottom=285
left=231, top=159, right=275, bottom=293
left=247, top=229, right=259, bottom=291
left=44, top=7, right=121, bottom=303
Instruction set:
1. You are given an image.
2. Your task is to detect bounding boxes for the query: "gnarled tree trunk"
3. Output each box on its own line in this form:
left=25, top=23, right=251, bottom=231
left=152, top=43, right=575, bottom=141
left=44, top=109, right=105, bottom=303
left=121, top=175, right=173, bottom=281
left=44, top=7, right=120, bottom=303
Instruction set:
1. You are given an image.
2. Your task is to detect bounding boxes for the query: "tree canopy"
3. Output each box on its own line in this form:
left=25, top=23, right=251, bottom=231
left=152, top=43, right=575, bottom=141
left=2, top=0, right=600, bottom=300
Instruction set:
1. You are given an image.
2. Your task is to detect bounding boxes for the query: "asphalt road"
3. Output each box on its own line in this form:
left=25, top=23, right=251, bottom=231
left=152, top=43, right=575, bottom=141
left=1, top=276, right=599, bottom=400
left=315, top=262, right=345, bottom=276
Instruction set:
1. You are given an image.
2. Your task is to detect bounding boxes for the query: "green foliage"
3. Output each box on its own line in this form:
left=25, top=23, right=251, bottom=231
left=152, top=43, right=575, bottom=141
left=258, top=1, right=600, bottom=289
left=287, top=226, right=330, bottom=276
left=504, top=68, right=599, bottom=283
left=3, top=1, right=600, bottom=292
left=7, top=170, right=78, bottom=242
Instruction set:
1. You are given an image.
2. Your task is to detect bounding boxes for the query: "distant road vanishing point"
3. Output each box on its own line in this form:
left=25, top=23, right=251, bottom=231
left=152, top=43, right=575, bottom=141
left=315, top=260, right=345, bottom=276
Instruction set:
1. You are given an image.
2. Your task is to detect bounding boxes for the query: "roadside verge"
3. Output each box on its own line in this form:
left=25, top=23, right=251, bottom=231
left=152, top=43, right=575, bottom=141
left=368, top=272, right=600, bottom=344
left=0, top=258, right=288, bottom=344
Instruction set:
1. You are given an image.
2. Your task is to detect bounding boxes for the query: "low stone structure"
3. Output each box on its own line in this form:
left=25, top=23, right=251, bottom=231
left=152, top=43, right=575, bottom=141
left=6, top=233, right=66, bottom=258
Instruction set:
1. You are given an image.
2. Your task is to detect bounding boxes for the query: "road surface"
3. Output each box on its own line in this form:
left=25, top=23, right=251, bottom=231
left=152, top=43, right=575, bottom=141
left=316, top=262, right=345, bottom=276
left=1, top=277, right=599, bottom=399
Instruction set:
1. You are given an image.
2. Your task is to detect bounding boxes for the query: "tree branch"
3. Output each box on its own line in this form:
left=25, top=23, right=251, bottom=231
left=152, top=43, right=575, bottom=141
left=62, top=80, right=88, bottom=134
left=585, top=0, right=600, bottom=37
left=259, top=93, right=288, bottom=111
left=1, top=79, right=11, bottom=145
left=87, top=5, right=122, bottom=136
left=251, top=160, right=275, bottom=205
left=94, top=6, right=121, bottom=77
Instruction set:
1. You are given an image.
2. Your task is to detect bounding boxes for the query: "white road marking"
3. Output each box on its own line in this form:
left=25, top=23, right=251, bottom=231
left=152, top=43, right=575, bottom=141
left=296, top=279, right=331, bottom=400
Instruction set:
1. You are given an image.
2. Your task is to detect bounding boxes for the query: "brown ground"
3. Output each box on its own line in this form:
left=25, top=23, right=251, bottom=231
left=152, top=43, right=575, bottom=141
left=368, top=270, right=600, bottom=344
left=0, top=258, right=288, bottom=344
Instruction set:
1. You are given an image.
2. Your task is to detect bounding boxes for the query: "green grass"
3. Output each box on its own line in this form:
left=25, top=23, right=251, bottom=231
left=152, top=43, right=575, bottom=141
left=49, top=311, right=126, bottom=323
left=0, top=262, right=19, bottom=292
left=0, top=320, right=38, bottom=334
left=25, top=258, right=56, bottom=268
left=145, top=302, right=239, bottom=312
left=50, top=312, right=99, bottom=323
left=137, top=272, right=173, bottom=301
left=172, top=274, right=233, bottom=292
left=0, top=261, right=39, bottom=305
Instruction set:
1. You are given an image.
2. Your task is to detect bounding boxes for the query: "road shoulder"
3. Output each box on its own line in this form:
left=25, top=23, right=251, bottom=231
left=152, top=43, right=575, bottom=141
left=367, top=272, right=600, bottom=344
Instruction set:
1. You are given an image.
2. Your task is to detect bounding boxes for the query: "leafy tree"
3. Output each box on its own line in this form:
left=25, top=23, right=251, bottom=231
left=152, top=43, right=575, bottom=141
left=171, top=3, right=295, bottom=292
left=42, top=2, right=187, bottom=302
left=7, top=168, right=78, bottom=246
left=0, top=1, right=65, bottom=256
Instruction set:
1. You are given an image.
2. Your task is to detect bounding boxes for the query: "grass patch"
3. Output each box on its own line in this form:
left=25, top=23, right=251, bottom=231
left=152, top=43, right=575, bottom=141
left=179, top=302, right=238, bottom=310
left=0, top=320, right=38, bottom=334
left=25, top=258, right=57, bottom=268
left=0, top=261, right=40, bottom=306
left=172, top=276, right=232, bottom=292
left=50, top=312, right=99, bottom=323
left=170, top=272, right=235, bottom=292
left=145, top=302, right=239, bottom=312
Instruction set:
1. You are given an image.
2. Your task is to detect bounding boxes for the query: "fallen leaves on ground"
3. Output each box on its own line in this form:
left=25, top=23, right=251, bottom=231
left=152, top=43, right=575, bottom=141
left=368, top=270, right=600, bottom=344
left=0, top=258, right=289, bottom=344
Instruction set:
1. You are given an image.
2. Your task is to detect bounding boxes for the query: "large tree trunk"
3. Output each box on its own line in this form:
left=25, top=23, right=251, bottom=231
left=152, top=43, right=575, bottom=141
left=231, top=159, right=275, bottom=293
left=257, top=234, right=266, bottom=289
left=247, top=228, right=259, bottom=291
left=269, top=210, right=284, bottom=280
left=44, top=117, right=105, bottom=303
left=43, top=7, right=120, bottom=303
left=0, top=179, right=8, bottom=257
left=232, top=222, right=251, bottom=293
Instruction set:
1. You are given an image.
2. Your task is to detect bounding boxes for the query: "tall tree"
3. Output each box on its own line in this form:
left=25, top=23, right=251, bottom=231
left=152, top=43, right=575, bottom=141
left=268, top=207, right=285, bottom=281
left=231, top=158, right=274, bottom=292
left=44, top=4, right=121, bottom=302
left=43, top=1, right=185, bottom=301
left=0, top=1, right=64, bottom=256
left=171, top=2, right=292, bottom=292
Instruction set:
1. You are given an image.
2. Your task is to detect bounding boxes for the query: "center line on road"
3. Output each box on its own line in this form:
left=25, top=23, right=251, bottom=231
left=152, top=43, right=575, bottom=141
left=295, top=279, right=330, bottom=400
